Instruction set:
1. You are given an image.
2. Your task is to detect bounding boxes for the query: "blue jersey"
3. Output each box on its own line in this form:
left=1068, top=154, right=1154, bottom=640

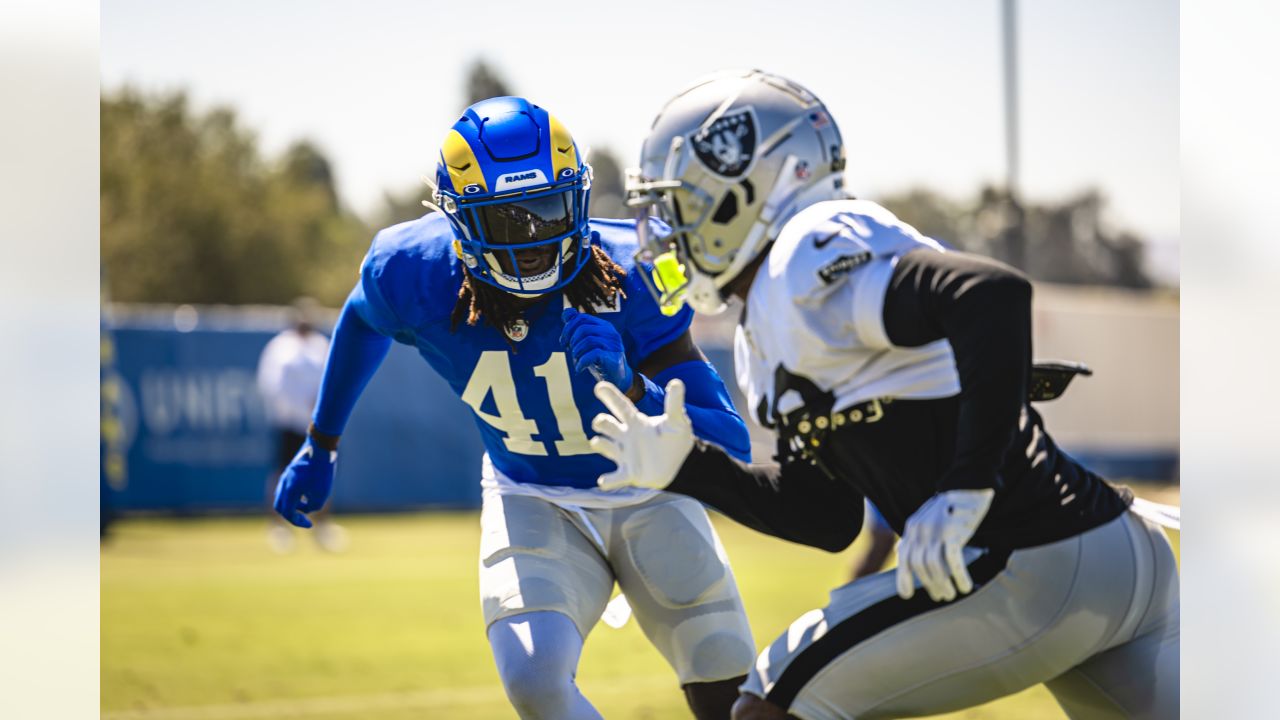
left=350, top=212, right=697, bottom=490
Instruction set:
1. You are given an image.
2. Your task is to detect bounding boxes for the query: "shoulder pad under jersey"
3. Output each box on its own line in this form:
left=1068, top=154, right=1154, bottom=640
left=769, top=199, right=945, bottom=306
left=360, top=212, right=465, bottom=330
left=587, top=218, right=644, bottom=276
left=586, top=218, right=659, bottom=310
left=586, top=217, right=695, bottom=358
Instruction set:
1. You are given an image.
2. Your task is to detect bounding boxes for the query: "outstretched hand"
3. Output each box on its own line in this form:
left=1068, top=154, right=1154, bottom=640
left=591, top=379, right=695, bottom=491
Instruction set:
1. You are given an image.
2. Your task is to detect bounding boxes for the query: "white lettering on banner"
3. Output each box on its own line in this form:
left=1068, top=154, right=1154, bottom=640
left=140, top=368, right=266, bottom=435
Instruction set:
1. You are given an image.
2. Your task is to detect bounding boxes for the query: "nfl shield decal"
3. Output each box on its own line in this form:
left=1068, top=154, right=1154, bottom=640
left=691, top=108, right=758, bottom=178
left=505, top=318, right=529, bottom=342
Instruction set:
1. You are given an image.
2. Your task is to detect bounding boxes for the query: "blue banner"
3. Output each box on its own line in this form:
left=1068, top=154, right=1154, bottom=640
left=107, top=315, right=1175, bottom=516
left=110, top=322, right=483, bottom=513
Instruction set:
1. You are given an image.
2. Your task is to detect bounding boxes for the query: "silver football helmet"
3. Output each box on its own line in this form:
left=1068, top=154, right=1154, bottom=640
left=627, top=69, right=847, bottom=315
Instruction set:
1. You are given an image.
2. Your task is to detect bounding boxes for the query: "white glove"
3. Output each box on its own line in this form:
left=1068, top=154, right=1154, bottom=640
left=895, top=488, right=996, bottom=602
left=590, top=379, right=695, bottom=491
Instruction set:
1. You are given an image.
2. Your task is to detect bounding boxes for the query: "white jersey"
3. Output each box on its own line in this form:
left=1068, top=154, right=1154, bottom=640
left=735, top=199, right=960, bottom=426
left=256, top=328, right=330, bottom=434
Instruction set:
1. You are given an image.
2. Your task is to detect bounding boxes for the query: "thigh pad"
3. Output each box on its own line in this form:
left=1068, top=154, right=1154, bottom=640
left=619, top=498, right=726, bottom=608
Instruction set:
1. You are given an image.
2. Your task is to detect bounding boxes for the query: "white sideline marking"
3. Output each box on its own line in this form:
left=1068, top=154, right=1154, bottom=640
left=103, top=675, right=674, bottom=719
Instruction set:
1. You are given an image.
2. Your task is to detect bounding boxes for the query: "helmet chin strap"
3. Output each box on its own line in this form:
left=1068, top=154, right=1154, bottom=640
left=489, top=265, right=558, bottom=297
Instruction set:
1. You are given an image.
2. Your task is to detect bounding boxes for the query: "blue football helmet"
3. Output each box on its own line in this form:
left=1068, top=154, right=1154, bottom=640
left=433, top=97, right=593, bottom=296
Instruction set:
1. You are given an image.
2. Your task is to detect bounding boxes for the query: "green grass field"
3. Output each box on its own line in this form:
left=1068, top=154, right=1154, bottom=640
left=102, top=508, right=1179, bottom=719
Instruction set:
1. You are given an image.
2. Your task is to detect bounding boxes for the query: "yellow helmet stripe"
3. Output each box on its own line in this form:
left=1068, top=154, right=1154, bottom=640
left=547, top=114, right=578, bottom=178
left=441, top=129, right=487, bottom=193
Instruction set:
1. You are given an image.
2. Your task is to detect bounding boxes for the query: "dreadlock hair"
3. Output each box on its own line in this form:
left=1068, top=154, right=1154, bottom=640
left=450, top=244, right=627, bottom=344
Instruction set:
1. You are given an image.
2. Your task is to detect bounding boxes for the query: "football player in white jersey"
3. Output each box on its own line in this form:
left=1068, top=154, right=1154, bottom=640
left=589, top=70, right=1179, bottom=719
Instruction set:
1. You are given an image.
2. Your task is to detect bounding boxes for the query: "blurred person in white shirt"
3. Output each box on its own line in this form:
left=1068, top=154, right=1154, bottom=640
left=257, top=298, right=346, bottom=552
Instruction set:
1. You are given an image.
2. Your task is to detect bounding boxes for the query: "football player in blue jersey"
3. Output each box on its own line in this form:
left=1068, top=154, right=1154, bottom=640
left=272, top=96, right=756, bottom=720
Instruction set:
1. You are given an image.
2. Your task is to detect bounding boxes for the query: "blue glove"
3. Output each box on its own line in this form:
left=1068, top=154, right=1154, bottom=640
left=273, top=436, right=336, bottom=528
left=561, top=308, right=633, bottom=390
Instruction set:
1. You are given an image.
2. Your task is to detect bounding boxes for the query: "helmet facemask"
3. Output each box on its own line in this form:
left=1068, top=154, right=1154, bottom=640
left=627, top=140, right=831, bottom=317
left=627, top=69, right=848, bottom=316
left=437, top=164, right=593, bottom=296
left=628, top=171, right=732, bottom=315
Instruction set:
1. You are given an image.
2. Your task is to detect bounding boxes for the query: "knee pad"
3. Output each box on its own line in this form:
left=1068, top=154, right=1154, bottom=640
left=671, top=612, right=757, bottom=683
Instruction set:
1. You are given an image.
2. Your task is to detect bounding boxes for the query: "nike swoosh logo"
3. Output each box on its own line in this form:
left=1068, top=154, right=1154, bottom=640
left=814, top=230, right=841, bottom=248
left=557, top=145, right=573, bottom=153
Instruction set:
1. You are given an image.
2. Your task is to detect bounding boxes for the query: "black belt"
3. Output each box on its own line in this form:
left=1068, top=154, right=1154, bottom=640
left=777, top=396, right=894, bottom=471
left=773, top=360, right=1090, bottom=470
left=793, top=396, right=892, bottom=436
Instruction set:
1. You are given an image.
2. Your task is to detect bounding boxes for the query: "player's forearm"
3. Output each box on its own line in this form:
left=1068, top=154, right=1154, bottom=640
left=311, top=295, right=393, bottom=438
left=636, top=360, right=752, bottom=462
left=666, top=440, right=864, bottom=552
left=937, top=277, right=1030, bottom=491
left=884, top=249, right=1031, bottom=491
left=681, top=403, right=752, bottom=462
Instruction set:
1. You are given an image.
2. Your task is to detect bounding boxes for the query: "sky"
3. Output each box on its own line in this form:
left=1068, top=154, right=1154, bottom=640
left=101, top=0, right=1179, bottom=279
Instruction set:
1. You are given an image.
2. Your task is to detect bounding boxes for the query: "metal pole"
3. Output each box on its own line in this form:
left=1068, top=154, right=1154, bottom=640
left=1001, top=0, right=1024, bottom=269
left=1002, top=0, right=1020, bottom=197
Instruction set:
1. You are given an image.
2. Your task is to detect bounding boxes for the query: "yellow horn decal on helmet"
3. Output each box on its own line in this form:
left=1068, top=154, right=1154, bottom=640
left=547, top=114, right=578, bottom=178
left=441, top=129, right=487, bottom=192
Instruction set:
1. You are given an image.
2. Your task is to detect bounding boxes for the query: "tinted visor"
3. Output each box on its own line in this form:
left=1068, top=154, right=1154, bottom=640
left=476, top=191, right=574, bottom=245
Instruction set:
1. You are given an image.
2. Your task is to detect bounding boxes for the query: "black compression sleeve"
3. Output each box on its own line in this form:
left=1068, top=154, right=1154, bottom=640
left=882, top=248, right=1032, bottom=491
left=666, top=440, right=865, bottom=552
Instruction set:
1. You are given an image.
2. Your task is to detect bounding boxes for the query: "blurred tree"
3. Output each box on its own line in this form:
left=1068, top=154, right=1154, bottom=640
left=587, top=146, right=627, bottom=219
left=377, top=184, right=432, bottom=229
left=281, top=141, right=340, bottom=212
left=101, top=88, right=369, bottom=306
left=879, top=185, right=1154, bottom=288
left=877, top=188, right=970, bottom=250
left=1105, top=232, right=1151, bottom=289
left=465, top=60, right=513, bottom=105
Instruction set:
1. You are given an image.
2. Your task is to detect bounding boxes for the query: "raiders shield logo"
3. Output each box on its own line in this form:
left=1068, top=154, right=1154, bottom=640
left=691, top=108, right=758, bottom=178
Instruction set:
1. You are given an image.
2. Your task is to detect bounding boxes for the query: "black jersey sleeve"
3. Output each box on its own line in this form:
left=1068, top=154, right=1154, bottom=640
left=882, top=248, right=1033, bottom=492
left=665, top=440, right=865, bottom=552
